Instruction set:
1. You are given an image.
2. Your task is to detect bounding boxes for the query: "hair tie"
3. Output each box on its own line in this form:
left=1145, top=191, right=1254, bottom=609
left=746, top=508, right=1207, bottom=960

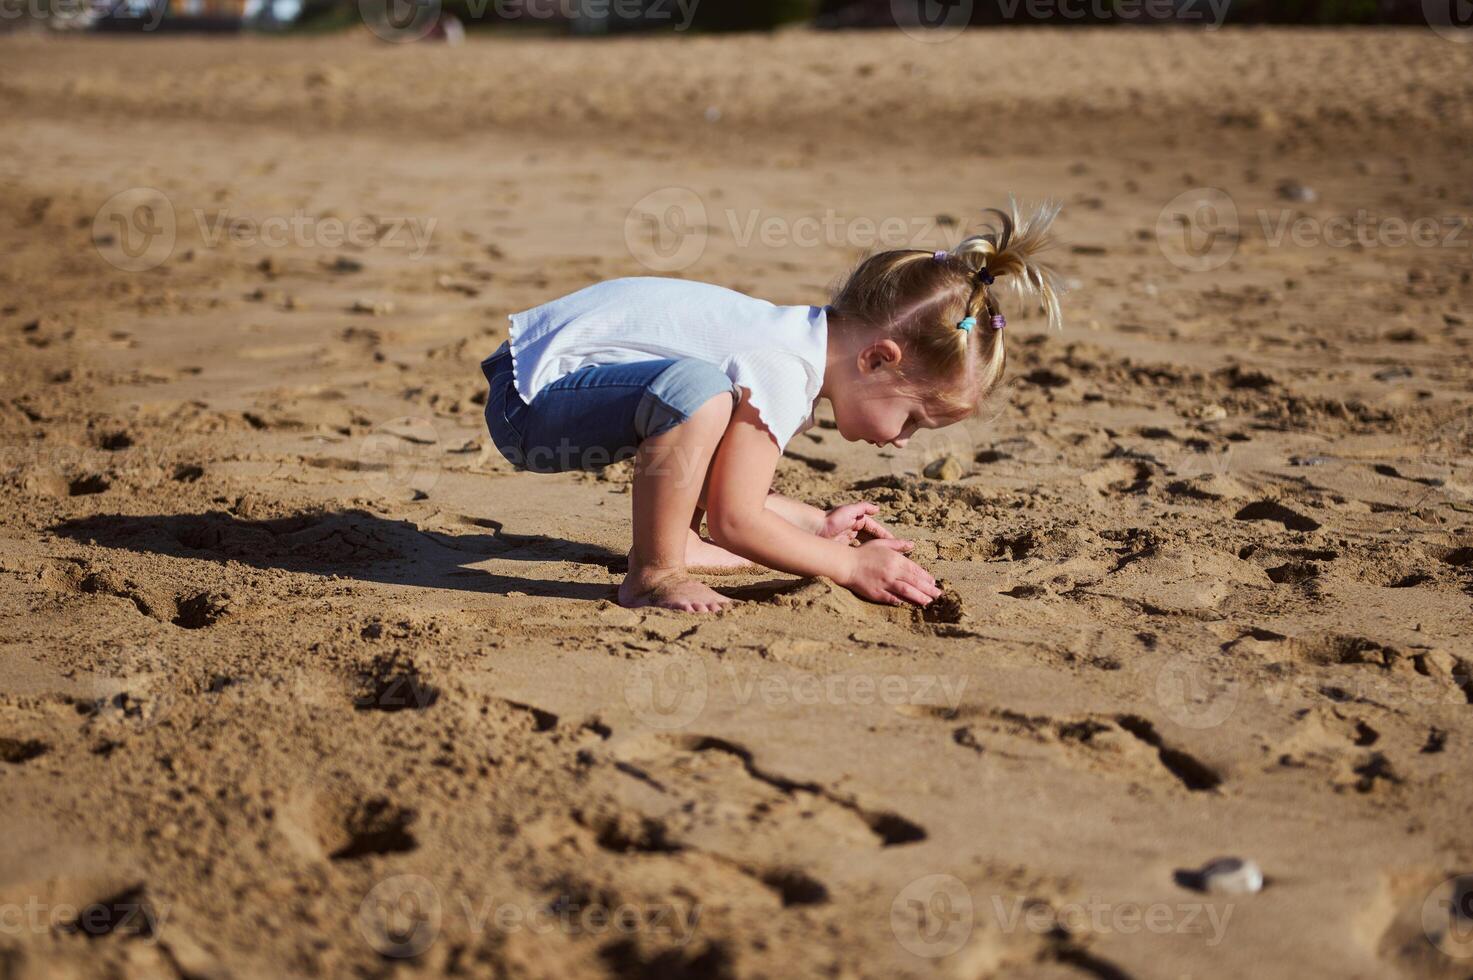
left=933, top=250, right=948, bottom=261
left=976, top=269, right=996, bottom=286
left=991, top=315, right=1006, bottom=330
left=957, top=317, right=977, bottom=333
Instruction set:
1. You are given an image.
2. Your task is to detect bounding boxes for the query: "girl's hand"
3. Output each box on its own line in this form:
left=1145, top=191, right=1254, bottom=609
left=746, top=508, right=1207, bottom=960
left=820, top=502, right=912, bottom=549
left=838, top=539, right=940, bottom=607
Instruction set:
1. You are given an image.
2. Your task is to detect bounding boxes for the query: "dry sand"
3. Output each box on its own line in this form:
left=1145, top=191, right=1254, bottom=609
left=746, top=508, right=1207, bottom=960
left=1, top=26, right=1471, bottom=980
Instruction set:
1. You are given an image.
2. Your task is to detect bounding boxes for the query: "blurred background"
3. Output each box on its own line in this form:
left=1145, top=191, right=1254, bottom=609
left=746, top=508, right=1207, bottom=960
left=4, top=0, right=1446, bottom=36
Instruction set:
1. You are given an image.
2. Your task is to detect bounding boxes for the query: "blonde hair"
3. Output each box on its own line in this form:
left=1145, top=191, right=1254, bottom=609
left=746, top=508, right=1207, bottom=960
left=827, top=200, right=1064, bottom=417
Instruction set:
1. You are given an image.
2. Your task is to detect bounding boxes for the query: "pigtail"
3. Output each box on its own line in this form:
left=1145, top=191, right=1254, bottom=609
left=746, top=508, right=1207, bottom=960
left=826, top=197, right=1065, bottom=418
left=951, top=199, right=1065, bottom=332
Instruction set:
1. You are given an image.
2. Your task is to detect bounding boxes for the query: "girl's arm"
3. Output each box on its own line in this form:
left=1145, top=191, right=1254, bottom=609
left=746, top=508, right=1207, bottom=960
left=705, top=394, right=941, bottom=607
left=764, top=492, right=825, bottom=533
left=766, top=492, right=910, bottom=546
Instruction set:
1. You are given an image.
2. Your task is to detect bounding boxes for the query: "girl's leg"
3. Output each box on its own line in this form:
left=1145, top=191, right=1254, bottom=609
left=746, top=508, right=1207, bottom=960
left=508, top=355, right=746, bottom=609
left=684, top=471, right=757, bottom=573
left=619, top=391, right=736, bottom=612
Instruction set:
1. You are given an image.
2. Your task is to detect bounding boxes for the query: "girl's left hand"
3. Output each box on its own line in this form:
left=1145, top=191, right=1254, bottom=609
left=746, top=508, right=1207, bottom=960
left=820, top=502, right=911, bottom=550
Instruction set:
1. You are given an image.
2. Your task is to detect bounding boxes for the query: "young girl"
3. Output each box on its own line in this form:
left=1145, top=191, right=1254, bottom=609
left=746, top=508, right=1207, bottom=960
left=480, top=202, right=1063, bottom=613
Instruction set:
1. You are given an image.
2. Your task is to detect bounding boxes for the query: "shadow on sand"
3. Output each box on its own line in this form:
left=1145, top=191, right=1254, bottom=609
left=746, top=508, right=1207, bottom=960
left=50, top=508, right=626, bottom=602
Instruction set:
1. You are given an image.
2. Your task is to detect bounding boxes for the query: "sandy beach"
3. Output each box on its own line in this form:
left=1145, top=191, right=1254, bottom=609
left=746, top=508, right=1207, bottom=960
left=1, top=25, right=1471, bottom=979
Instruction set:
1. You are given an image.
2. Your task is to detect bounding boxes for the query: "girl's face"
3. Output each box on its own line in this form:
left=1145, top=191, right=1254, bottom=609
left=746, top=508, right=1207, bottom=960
left=835, top=388, right=935, bottom=449
left=828, top=338, right=962, bottom=448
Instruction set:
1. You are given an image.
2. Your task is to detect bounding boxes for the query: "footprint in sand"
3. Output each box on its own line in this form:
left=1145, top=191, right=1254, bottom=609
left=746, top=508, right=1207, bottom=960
left=570, top=801, right=830, bottom=909
left=1373, top=872, right=1473, bottom=975
left=0, top=738, right=50, bottom=764
left=276, top=787, right=419, bottom=864
left=1234, top=499, right=1321, bottom=532
left=351, top=656, right=440, bottom=713
left=608, top=732, right=926, bottom=851
left=67, top=474, right=111, bottom=496
left=54, top=565, right=234, bottom=631
left=940, top=707, right=1224, bottom=792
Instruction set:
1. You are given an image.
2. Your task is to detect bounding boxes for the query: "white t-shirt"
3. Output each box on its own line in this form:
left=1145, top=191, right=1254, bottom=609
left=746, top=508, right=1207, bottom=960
left=507, top=277, right=829, bottom=451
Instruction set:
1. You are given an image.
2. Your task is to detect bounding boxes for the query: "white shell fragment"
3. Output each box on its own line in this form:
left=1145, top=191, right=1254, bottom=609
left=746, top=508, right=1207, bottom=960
left=1277, top=180, right=1319, bottom=204
left=1195, top=857, right=1264, bottom=895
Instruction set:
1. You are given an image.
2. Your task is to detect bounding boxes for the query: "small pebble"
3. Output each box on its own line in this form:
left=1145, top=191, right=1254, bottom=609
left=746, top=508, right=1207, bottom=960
left=1277, top=181, right=1318, bottom=204
left=1203, top=857, right=1263, bottom=894
left=350, top=299, right=395, bottom=316
left=305, top=68, right=342, bottom=90
left=1180, top=857, right=1264, bottom=895
left=923, top=455, right=964, bottom=481
left=1372, top=366, right=1412, bottom=382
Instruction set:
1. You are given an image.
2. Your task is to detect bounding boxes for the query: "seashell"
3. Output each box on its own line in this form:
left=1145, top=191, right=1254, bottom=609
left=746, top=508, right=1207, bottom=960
left=1178, top=857, right=1264, bottom=895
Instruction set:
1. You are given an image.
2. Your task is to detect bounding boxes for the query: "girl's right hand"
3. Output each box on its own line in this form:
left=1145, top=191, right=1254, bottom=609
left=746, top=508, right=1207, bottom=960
left=839, top=540, right=942, bottom=607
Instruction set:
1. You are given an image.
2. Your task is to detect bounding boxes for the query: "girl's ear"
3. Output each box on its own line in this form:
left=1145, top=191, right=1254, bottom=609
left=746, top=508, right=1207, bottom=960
left=859, top=339, right=903, bottom=374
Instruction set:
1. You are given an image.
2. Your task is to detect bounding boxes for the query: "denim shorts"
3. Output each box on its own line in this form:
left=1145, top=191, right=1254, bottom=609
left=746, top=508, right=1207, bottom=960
left=480, top=341, right=738, bottom=474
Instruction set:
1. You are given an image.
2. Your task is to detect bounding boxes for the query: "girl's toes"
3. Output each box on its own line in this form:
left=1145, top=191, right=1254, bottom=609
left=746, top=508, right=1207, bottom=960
left=631, top=576, right=730, bottom=613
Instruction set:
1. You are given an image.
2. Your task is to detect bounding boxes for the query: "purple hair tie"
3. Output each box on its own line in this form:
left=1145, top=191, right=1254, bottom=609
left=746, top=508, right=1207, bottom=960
left=933, top=250, right=948, bottom=261
left=991, top=315, right=1006, bottom=330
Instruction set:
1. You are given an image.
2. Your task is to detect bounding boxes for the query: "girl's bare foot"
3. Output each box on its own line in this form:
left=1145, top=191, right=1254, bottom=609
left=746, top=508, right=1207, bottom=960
left=618, top=567, right=732, bottom=613
left=684, top=529, right=758, bottom=572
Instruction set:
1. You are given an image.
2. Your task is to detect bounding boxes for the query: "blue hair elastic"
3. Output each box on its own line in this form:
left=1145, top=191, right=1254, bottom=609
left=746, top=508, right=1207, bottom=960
left=976, top=269, right=996, bottom=286
left=957, top=316, right=977, bottom=332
